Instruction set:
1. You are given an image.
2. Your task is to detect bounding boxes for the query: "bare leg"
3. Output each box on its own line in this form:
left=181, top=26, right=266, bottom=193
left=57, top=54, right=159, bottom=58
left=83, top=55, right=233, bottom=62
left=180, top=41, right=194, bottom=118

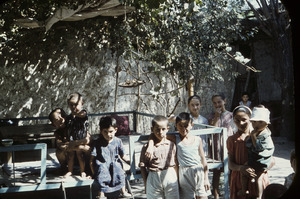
left=256, top=172, right=264, bottom=199
left=64, top=151, right=74, bottom=177
left=212, top=169, right=221, bottom=199
left=76, top=150, right=86, bottom=178
left=56, top=149, right=67, bottom=172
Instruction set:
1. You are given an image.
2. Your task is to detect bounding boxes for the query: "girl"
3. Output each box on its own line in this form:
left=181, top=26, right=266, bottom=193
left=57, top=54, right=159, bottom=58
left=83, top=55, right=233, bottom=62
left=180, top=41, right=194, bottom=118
left=208, top=93, right=233, bottom=199
left=188, top=95, right=210, bottom=156
left=175, top=112, right=210, bottom=199
left=227, top=105, right=273, bottom=199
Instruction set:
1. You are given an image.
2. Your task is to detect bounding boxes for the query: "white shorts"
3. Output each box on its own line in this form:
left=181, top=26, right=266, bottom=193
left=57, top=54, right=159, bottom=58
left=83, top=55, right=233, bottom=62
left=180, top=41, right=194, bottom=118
left=179, top=165, right=211, bottom=199
left=146, top=167, right=179, bottom=199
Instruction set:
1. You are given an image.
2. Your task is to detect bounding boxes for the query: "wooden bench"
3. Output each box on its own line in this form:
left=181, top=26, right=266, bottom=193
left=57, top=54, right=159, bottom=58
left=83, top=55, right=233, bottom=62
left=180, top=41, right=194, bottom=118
left=0, top=124, right=56, bottom=146
left=126, top=124, right=230, bottom=199
left=0, top=143, right=94, bottom=199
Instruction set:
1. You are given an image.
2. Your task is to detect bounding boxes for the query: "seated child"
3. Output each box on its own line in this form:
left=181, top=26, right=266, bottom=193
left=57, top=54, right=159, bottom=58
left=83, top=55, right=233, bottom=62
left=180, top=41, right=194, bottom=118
left=239, top=92, right=252, bottom=108
left=65, top=92, right=91, bottom=178
left=90, top=116, right=131, bottom=198
left=238, top=105, right=275, bottom=198
left=49, top=108, right=90, bottom=175
left=139, top=115, right=179, bottom=199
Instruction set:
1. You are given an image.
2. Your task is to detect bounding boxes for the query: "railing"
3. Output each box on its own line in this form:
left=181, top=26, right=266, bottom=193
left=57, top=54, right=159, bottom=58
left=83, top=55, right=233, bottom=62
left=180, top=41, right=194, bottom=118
left=0, top=111, right=156, bottom=136
left=127, top=123, right=229, bottom=199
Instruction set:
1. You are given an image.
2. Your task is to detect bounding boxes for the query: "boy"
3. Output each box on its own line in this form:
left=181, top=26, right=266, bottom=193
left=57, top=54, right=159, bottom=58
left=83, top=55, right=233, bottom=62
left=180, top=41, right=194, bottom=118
left=66, top=92, right=91, bottom=178
left=239, top=92, right=252, bottom=108
left=139, top=115, right=179, bottom=199
left=239, top=105, right=275, bottom=198
left=90, top=116, right=131, bottom=198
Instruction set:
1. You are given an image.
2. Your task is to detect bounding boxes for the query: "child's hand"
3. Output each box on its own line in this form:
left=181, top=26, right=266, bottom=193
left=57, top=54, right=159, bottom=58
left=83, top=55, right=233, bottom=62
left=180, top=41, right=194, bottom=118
left=145, top=147, right=153, bottom=160
left=204, top=177, right=210, bottom=191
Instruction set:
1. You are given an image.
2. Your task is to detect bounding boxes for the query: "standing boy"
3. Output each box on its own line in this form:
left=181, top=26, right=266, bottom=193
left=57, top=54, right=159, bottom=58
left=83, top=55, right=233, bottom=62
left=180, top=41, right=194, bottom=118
left=139, top=115, right=179, bottom=199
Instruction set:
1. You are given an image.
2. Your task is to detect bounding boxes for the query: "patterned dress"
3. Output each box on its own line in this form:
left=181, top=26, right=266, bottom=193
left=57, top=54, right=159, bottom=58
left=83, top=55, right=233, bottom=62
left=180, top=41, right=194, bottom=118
left=91, top=136, right=126, bottom=193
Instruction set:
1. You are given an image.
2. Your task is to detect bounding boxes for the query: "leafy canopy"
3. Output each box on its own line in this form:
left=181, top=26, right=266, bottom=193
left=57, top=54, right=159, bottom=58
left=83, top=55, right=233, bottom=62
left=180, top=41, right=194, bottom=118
left=0, top=0, right=254, bottom=82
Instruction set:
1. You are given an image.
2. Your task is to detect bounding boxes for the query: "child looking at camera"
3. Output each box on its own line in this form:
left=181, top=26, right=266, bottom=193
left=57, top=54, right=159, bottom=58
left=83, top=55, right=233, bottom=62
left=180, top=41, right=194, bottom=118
left=238, top=105, right=274, bottom=199
left=90, top=116, right=131, bottom=198
left=139, top=115, right=179, bottom=199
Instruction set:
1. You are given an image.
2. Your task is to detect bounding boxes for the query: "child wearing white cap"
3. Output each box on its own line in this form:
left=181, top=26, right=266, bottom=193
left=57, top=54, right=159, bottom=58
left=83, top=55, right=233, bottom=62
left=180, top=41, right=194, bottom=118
left=238, top=105, right=275, bottom=199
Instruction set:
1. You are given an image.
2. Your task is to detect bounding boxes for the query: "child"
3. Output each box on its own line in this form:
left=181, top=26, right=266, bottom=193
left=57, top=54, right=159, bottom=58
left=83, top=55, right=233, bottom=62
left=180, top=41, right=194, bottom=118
left=187, top=95, right=209, bottom=156
left=65, top=92, right=91, bottom=178
left=175, top=112, right=210, bottom=199
left=90, top=116, right=131, bottom=198
left=238, top=105, right=275, bottom=199
left=239, top=92, right=252, bottom=108
left=49, top=108, right=70, bottom=174
left=284, top=149, right=296, bottom=189
left=49, top=108, right=90, bottom=175
left=139, top=115, right=179, bottom=199
left=208, top=93, right=233, bottom=199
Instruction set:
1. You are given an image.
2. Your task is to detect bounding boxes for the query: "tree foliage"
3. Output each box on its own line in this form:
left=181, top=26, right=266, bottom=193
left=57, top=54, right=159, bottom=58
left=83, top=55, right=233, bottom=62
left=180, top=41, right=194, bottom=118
left=0, top=0, right=254, bottom=83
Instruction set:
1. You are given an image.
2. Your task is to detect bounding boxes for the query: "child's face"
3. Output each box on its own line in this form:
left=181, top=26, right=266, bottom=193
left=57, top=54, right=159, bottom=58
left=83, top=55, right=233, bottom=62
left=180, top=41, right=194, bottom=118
left=212, top=96, right=226, bottom=112
left=101, top=126, right=117, bottom=142
left=188, top=98, right=201, bottom=117
left=68, top=97, right=83, bottom=115
left=151, top=120, right=169, bottom=141
left=251, top=120, right=268, bottom=132
left=176, top=120, right=193, bottom=137
left=51, top=110, right=65, bottom=128
left=242, top=95, right=249, bottom=103
left=233, top=111, right=251, bottom=133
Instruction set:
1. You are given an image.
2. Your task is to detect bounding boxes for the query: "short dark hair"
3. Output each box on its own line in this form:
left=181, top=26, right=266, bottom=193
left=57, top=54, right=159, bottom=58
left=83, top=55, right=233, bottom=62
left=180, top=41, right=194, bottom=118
left=48, top=108, right=67, bottom=123
left=152, top=115, right=168, bottom=127
left=188, top=95, right=202, bottom=104
left=212, top=92, right=226, bottom=101
left=99, top=116, right=117, bottom=131
left=262, top=183, right=287, bottom=199
left=233, top=105, right=252, bottom=117
left=176, top=112, right=192, bottom=124
left=241, top=92, right=249, bottom=97
left=67, top=92, right=82, bottom=103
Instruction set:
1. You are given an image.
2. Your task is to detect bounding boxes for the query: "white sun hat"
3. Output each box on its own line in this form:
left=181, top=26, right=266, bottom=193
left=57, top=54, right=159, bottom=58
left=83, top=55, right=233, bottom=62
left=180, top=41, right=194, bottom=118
left=250, top=107, right=271, bottom=124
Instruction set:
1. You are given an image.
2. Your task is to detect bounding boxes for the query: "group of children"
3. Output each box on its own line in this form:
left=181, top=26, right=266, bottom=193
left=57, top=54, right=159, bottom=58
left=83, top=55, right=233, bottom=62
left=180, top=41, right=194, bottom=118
left=48, top=92, right=281, bottom=199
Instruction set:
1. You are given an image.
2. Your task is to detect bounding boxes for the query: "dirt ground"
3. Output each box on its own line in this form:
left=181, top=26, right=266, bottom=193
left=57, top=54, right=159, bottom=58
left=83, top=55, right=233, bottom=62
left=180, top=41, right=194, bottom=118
left=0, top=136, right=295, bottom=199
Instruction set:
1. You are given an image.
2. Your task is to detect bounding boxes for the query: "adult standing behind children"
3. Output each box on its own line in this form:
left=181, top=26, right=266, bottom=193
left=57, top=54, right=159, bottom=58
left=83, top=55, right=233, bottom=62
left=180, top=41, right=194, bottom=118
left=227, top=105, right=274, bottom=199
left=139, top=115, right=179, bottom=199
left=90, top=116, right=130, bottom=198
left=208, top=93, right=233, bottom=199
left=66, top=92, right=91, bottom=178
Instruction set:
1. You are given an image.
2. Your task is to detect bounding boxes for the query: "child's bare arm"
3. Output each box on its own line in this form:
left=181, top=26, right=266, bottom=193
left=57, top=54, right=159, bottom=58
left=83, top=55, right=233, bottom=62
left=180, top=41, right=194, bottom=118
left=140, top=166, right=148, bottom=191
left=145, top=133, right=155, bottom=159
left=121, top=154, right=130, bottom=165
left=198, top=137, right=210, bottom=190
left=73, top=110, right=87, bottom=118
left=90, top=156, right=95, bottom=176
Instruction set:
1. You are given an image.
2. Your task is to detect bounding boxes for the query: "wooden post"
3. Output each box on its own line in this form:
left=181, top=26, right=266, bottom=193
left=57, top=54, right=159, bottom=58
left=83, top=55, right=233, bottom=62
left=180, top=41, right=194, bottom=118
left=187, top=78, right=194, bottom=97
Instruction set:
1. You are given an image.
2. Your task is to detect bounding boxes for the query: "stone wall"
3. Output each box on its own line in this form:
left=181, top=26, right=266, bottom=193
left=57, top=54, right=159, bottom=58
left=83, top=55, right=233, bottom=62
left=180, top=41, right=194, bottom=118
left=0, top=47, right=238, bottom=135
